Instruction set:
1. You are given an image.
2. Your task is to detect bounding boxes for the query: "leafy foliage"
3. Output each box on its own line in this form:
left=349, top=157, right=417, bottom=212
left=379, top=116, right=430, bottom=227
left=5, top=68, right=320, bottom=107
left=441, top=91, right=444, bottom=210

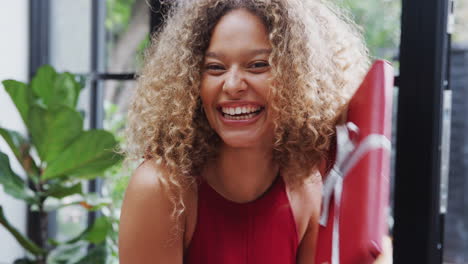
left=106, top=0, right=136, bottom=36
left=335, top=0, right=401, bottom=61
left=0, top=65, right=122, bottom=263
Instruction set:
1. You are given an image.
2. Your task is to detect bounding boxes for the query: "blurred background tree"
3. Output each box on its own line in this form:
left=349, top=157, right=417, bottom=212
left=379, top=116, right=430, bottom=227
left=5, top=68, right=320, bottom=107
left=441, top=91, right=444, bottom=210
left=335, top=0, right=401, bottom=61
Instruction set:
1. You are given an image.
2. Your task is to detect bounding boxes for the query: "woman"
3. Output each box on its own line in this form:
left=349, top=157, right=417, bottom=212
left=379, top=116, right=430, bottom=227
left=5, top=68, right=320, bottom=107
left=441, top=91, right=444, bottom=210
left=119, top=0, right=391, bottom=263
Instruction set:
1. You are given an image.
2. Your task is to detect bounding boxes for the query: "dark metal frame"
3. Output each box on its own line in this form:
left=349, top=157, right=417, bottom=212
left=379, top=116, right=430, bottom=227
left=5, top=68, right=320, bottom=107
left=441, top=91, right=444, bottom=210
left=27, top=0, right=56, bottom=248
left=29, top=0, right=50, bottom=77
left=87, top=0, right=107, bottom=229
left=393, top=0, right=452, bottom=263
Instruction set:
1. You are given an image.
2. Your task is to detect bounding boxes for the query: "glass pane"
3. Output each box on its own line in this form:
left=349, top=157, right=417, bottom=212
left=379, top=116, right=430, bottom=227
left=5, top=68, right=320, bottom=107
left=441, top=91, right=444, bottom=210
left=103, top=80, right=135, bottom=136
left=337, top=0, right=401, bottom=66
left=444, top=1, right=468, bottom=262
left=105, top=0, right=150, bottom=73
left=102, top=80, right=136, bottom=262
left=50, top=0, right=92, bottom=73
left=55, top=195, right=89, bottom=241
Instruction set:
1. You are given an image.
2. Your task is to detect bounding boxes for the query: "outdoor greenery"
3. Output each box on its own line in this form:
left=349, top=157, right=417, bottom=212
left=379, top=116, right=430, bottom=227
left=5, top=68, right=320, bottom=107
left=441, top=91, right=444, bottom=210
left=106, top=0, right=136, bottom=36
left=0, top=65, right=122, bottom=264
left=336, top=0, right=401, bottom=61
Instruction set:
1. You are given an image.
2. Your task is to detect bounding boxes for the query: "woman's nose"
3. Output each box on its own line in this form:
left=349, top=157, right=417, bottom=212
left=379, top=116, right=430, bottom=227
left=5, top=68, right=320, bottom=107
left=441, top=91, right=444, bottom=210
left=222, top=68, right=247, bottom=96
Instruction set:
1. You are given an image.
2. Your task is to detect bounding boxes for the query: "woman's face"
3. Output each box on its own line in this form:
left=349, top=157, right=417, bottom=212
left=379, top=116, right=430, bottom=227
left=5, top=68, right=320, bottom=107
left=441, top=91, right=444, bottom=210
left=200, top=8, right=275, bottom=149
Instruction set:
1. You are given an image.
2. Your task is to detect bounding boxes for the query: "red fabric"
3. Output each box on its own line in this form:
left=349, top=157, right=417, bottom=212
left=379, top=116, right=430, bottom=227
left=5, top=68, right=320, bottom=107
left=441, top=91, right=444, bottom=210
left=315, top=60, right=394, bottom=263
left=185, top=176, right=299, bottom=264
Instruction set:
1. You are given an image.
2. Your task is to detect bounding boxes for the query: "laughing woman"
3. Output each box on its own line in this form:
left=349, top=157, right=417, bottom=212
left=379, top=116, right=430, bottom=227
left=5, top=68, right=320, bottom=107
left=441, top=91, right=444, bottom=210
left=119, top=0, right=391, bottom=263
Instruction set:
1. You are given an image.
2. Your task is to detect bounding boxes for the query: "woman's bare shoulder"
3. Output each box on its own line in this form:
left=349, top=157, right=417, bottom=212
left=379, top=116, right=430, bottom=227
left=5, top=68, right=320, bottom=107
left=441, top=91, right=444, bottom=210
left=127, top=159, right=168, bottom=189
left=119, top=159, right=184, bottom=263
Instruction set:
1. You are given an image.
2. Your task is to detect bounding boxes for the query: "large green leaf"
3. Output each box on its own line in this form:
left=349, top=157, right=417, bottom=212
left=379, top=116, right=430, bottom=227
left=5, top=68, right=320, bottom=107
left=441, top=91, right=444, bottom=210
left=46, top=241, right=89, bottom=264
left=51, top=73, right=78, bottom=108
left=0, top=205, right=45, bottom=256
left=31, top=65, right=79, bottom=109
left=0, top=152, right=36, bottom=203
left=2, top=80, right=34, bottom=127
left=45, top=182, right=83, bottom=199
left=29, top=105, right=83, bottom=163
left=63, top=72, right=83, bottom=108
left=72, top=243, right=107, bottom=264
left=83, top=217, right=112, bottom=244
left=48, top=241, right=107, bottom=264
left=62, top=215, right=112, bottom=245
left=31, top=65, right=56, bottom=105
left=0, top=127, right=40, bottom=178
left=42, top=130, right=122, bottom=180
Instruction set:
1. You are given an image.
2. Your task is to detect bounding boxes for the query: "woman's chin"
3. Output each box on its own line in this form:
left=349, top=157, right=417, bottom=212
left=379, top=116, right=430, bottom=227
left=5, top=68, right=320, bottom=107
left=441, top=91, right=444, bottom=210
left=218, top=132, right=272, bottom=149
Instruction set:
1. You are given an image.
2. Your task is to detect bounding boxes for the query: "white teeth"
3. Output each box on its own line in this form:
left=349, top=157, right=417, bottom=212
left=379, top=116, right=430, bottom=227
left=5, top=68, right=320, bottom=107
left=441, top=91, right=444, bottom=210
left=223, top=112, right=257, bottom=120
left=221, top=105, right=262, bottom=115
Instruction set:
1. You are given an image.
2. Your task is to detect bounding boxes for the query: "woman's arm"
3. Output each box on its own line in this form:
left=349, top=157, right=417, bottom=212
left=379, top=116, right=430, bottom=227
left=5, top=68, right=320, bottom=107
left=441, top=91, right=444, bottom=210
left=119, top=160, right=184, bottom=264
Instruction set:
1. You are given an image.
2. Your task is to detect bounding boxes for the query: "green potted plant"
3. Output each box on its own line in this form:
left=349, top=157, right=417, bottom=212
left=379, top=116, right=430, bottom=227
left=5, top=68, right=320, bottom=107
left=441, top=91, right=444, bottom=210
left=0, top=65, right=122, bottom=264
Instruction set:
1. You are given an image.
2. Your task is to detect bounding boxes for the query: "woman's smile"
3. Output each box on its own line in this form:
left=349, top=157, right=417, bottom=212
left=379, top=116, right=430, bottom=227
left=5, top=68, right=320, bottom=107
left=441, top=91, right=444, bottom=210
left=218, top=102, right=265, bottom=123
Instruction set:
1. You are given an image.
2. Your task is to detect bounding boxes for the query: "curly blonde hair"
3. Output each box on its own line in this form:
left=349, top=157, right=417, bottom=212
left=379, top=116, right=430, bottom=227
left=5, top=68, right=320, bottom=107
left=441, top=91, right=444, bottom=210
left=124, top=0, right=370, bottom=222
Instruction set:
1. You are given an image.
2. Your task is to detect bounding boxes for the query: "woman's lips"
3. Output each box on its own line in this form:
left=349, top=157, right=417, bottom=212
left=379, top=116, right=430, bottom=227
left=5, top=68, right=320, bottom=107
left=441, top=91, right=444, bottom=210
left=217, top=107, right=264, bottom=126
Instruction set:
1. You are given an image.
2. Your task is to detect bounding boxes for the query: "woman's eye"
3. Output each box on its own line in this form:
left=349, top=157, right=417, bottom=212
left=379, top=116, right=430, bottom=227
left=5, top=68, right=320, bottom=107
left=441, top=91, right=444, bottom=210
left=250, top=61, right=270, bottom=69
left=205, top=64, right=225, bottom=71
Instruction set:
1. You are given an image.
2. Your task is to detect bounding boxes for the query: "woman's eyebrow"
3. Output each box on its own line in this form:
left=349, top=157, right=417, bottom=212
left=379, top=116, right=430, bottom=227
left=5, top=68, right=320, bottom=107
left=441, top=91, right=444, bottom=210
left=205, top=51, right=222, bottom=58
left=248, top=48, right=272, bottom=56
left=205, top=49, right=272, bottom=58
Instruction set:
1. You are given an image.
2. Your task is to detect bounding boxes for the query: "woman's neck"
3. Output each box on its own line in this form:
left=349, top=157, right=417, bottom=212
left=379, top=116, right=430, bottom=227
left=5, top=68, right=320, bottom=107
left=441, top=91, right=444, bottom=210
left=204, top=143, right=279, bottom=203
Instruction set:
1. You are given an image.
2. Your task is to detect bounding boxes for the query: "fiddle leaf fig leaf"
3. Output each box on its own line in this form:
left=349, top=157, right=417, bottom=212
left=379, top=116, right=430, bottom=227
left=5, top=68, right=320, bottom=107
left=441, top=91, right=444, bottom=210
left=72, top=243, right=107, bottom=264
left=45, top=182, right=83, bottom=199
left=31, top=65, right=80, bottom=109
left=42, top=130, right=122, bottom=180
left=0, top=127, right=40, bottom=177
left=31, top=65, right=56, bottom=105
left=47, top=241, right=89, bottom=264
left=29, top=105, right=83, bottom=163
left=0, top=152, right=36, bottom=203
left=2, top=80, right=34, bottom=128
left=62, top=215, right=112, bottom=246
left=51, top=72, right=79, bottom=108
left=83, top=217, right=112, bottom=244
left=65, top=72, right=84, bottom=108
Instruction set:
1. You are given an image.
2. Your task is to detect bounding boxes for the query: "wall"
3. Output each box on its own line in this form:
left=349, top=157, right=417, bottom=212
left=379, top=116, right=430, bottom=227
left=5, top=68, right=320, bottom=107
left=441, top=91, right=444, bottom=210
left=0, top=0, right=29, bottom=262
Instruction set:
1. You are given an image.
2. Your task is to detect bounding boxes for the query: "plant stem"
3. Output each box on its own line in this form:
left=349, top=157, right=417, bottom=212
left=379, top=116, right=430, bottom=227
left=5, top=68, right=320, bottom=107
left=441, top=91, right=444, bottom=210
left=37, top=182, right=48, bottom=264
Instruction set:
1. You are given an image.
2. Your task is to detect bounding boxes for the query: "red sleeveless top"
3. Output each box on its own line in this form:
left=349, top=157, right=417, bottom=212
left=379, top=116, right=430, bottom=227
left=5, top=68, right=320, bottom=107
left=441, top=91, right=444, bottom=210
left=185, top=176, right=299, bottom=264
